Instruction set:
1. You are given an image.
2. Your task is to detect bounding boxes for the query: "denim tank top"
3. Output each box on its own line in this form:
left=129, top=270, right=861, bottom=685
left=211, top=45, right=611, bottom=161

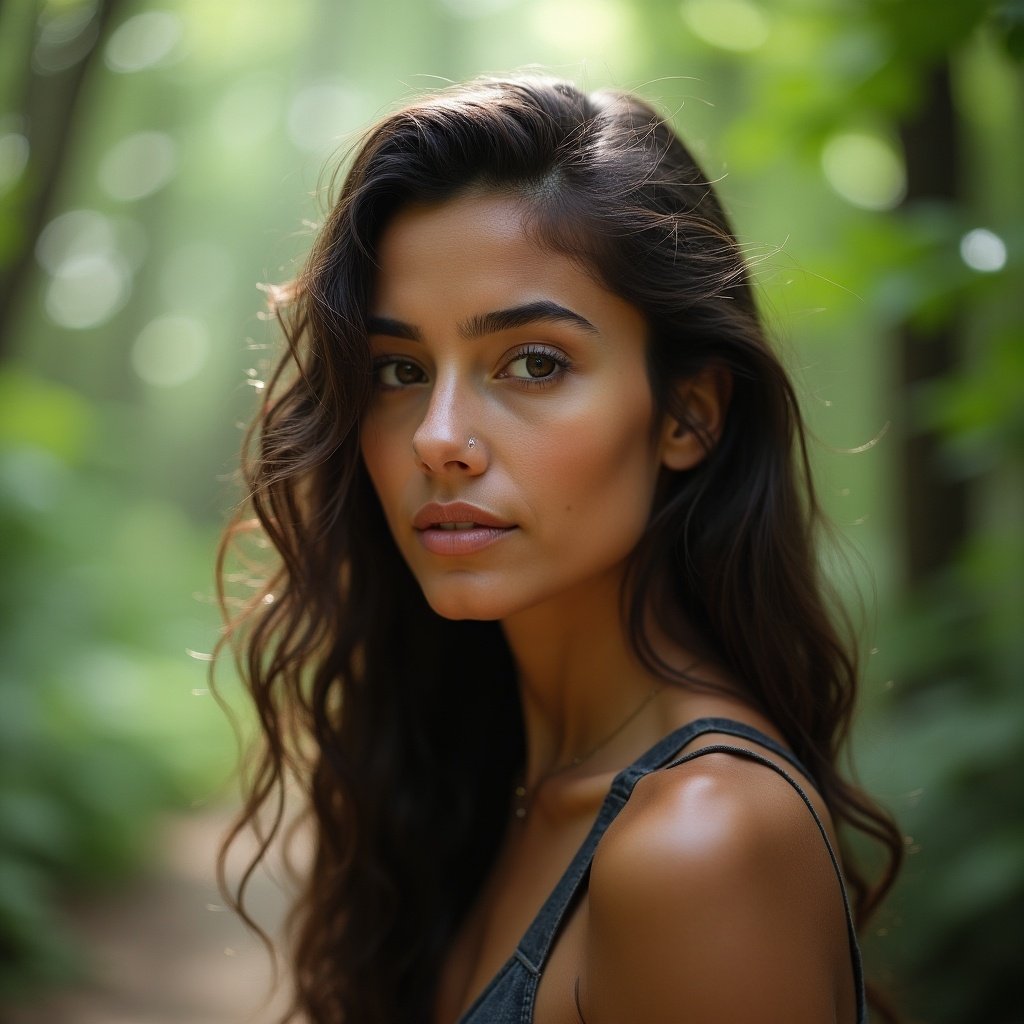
left=454, top=716, right=867, bottom=1024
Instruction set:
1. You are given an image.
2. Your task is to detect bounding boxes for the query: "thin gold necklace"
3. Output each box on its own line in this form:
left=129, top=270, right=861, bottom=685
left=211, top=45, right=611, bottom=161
left=512, top=685, right=662, bottom=820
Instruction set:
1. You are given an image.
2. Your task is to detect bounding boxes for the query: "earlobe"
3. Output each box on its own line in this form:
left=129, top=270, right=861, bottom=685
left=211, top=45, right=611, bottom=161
left=659, top=364, right=732, bottom=471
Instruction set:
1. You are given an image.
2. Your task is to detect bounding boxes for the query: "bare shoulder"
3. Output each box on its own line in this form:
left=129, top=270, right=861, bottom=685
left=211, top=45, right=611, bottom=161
left=591, top=749, right=841, bottom=913
left=580, top=749, right=857, bottom=1024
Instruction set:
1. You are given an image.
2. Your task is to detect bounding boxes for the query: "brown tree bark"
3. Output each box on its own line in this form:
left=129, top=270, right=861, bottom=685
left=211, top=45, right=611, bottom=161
left=0, top=0, right=123, bottom=358
left=897, top=64, right=969, bottom=585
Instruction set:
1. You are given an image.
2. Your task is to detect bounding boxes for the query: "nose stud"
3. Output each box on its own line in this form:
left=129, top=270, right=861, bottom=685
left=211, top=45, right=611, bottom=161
left=467, top=436, right=477, bottom=449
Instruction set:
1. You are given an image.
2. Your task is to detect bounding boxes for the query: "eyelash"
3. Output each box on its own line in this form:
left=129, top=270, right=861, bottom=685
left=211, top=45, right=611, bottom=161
left=371, top=345, right=573, bottom=391
left=372, top=356, right=427, bottom=390
left=499, top=345, right=573, bottom=389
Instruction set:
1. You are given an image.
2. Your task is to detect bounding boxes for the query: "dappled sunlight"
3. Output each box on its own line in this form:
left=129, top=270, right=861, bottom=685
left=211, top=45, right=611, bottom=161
left=0, top=0, right=1020, bottom=1021
left=680, top=0, right=771, bottom=53
left=821, top=129, right=906, bottom=211
left=960, top=227, right=1008, bottom=273
left=34, top=210, right=142, bottom=330
left=104, top=11, right=185, bottom=74
left=441, top=0, right=521, bottom=18
left=32, top=2, right=101, bottom=75
left=130, top=313, right=210, bottom=388
left=529, top=0, right=634, bottom=54
left=0, top=130, right=30, bottom=194
left=44, top=250, right=132, bottom=329
left=98, top=131, right=178, bottom=202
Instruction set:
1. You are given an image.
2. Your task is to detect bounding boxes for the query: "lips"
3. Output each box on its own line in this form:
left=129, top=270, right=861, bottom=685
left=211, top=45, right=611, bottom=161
left=413, top=501, right=514, bottom=531
left=413, top=501, right=516, bottom=555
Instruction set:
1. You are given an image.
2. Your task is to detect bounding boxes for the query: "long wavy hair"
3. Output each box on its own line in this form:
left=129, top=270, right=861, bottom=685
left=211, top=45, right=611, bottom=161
left=216, top=76, right=903, bottom=1024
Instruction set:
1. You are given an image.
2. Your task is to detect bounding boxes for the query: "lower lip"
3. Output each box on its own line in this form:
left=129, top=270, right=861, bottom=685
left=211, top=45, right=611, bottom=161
left=416, top=526, right=516, bottom=555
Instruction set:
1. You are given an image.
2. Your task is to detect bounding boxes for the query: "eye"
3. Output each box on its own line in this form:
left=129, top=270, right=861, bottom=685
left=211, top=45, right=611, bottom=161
left=375, top=358, right=428, bottom=388
left=501, top=347, right=570, bottom=383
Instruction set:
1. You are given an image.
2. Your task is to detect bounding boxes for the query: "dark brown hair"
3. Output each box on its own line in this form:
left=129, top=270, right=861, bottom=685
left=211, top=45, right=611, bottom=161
left=216, top=76, right=902, bottom=1024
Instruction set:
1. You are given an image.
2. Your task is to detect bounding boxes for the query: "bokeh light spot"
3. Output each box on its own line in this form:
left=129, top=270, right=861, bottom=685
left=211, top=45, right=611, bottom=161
left=960, top=228, right=1007, bottom=273
left=680, top=0, right=770, bottom=52
left=821, top=131, right=906, bottom=210
left=441, top=0, right=518, bottom=16
left=287, top=81, right=361, bottom=153
left=0, top=132, right=30, bottom=193
left=105, top=11, right=183, bottom=73
left=44, top=253, right=131, bottom=330
left=32, top=1, right=100, bottom=74
left=38, top=210, right=138, bottom=329
left=131, top=314, right=209, bottom=387
left=99, top=131, right=178, bottom=201
left=36, top=209, right=147, bottom=277
left=37, top=210, right=115, bottom=274
left=530, top=0, right=631, bottom=51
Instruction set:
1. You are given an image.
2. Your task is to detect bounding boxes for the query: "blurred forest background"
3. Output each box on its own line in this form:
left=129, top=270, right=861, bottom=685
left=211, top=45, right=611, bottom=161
left=0, top=0, right=1021, bottom=1022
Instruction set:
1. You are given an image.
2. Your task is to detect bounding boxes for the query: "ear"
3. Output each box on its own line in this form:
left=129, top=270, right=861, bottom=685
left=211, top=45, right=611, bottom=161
left=658, top=363, right=732, bottom=471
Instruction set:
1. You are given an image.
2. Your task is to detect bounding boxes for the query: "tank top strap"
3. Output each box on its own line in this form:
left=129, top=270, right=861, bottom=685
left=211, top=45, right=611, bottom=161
left=516, top=716, right=800, bottom=970
left=658, top=715, right=822, bottom=786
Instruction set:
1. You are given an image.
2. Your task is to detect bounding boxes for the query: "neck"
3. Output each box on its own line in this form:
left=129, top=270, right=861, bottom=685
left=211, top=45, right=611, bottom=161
left=500, top=566, right=671, bottom=791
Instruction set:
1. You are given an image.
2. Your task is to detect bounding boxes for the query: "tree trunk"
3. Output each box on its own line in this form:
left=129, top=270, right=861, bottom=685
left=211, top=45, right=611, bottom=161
left=0, top=0, right=123, bottom=357
left=897, top=63, right=969, bottom=585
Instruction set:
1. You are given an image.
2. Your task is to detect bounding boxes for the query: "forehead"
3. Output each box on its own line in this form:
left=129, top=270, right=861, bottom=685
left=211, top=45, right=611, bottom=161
left=370, top=193, right=645, bottom=339
left=378, top=192, right=529, bottom=259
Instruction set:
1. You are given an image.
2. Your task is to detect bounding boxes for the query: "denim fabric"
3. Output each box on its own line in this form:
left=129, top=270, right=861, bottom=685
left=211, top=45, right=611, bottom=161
left=455, top=717, right=867, bottom=1024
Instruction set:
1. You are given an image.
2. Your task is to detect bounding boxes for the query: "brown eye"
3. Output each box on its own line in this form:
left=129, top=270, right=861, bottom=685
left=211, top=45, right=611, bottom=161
left=376, top=359, right=427, bottom=387
left=525, top=353, right=557, bottom=378
left=503, top=349, right=567, bottom=382
left=394, top=361, right=424, bottom=384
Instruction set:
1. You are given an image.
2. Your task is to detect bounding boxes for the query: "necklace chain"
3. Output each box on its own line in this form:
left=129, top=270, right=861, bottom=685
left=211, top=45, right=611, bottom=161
left=512, top=685, right=661, bottom=820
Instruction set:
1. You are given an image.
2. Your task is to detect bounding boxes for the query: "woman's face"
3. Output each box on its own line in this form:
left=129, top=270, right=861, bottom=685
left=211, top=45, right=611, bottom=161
left=360, top=192, right=672, bottom=622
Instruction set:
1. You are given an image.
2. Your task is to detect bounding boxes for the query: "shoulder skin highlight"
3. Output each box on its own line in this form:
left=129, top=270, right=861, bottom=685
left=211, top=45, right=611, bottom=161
left=579, top=751, right=855, bottom=1024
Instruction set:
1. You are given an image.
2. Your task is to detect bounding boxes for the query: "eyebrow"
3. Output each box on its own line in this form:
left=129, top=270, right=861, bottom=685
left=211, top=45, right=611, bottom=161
left=365, top=315, right=422, bottom=342
left=365, top=300, right=598, bottom=342
left=460, top=300, right=598, bottom=338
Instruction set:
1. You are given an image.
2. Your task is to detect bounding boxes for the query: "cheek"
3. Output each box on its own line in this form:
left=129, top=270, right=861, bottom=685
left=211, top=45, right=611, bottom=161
left=525, top=389, right=660, bottom=544
left=360, top=406, right=405, bottom=482
left=359, top=425, right=403, bottom=528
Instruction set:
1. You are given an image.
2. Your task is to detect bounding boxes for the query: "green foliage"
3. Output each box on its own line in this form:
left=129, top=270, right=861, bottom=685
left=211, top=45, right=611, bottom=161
left=0, top=369, right=234, bottom=997
left=0, top=0, right=1020, bottom=1019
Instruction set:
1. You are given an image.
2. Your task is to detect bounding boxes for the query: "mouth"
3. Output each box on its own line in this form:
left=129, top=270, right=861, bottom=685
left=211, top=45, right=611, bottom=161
left=413, top=502, right=516, bottom=555
left=412, top=501, right=514, bottom=532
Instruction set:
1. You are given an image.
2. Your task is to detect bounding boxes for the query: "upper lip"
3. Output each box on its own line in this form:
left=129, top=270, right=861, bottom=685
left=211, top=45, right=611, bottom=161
left=413, top=501, right=515, bottom=530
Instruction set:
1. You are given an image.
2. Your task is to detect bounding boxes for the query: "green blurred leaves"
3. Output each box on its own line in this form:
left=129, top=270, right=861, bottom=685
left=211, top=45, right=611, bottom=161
left=0, top=367, right=234, bottom=996
left=0, top=0, right=1021, bottom=1019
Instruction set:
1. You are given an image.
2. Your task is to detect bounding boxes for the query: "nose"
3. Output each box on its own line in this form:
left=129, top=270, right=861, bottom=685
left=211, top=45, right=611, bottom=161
left=411, top=374, right=486, bottom=475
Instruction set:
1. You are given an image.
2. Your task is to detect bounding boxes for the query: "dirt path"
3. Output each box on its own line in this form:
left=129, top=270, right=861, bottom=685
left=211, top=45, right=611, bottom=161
left=6, top=808, right=296, bottom=1024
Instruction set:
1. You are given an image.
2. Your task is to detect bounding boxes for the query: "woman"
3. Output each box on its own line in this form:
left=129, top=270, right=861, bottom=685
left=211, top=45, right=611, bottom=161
left=217, top=77, right=902, bottom=1023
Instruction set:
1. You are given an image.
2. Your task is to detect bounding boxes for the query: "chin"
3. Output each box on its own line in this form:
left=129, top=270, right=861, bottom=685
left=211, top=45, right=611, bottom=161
left=419, top=578, right=513, bottom=622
